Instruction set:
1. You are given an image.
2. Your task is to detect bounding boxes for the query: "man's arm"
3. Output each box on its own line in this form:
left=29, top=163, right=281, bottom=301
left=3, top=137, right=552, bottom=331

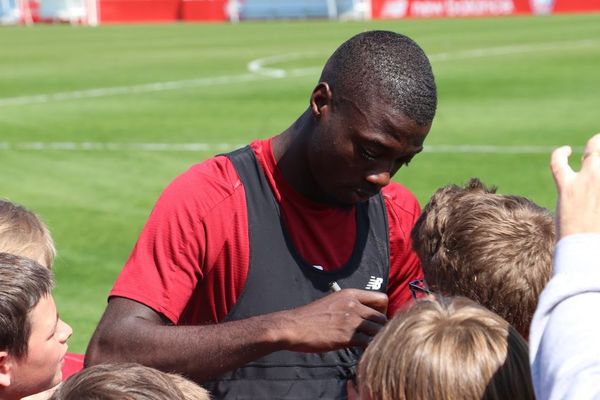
left=85, top=289, right=387, bottom=383
left=529, top=133, right=600, bottom=399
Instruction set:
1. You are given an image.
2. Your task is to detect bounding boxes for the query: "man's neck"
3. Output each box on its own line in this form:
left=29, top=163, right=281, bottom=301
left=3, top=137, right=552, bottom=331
left=271, top=110, right=321, bottom=203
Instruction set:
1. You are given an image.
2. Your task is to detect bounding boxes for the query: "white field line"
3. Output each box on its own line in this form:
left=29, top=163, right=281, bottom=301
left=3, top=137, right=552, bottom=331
left=0, top=142, right=244, bottom=152
left=0, top=38, right=598, bottom=108
left=0, top=142, right=583, bottom=154
left=247, top=38, right=600, bottom=76
left=0, top=73, right=273, bottom=108
left=427, top=38, right=599, bottom=62
left=247, top=53, right=308, bottom=78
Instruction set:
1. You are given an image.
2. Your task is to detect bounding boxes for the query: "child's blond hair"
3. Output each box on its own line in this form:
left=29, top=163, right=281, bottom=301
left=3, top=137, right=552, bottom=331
left=0, top=199, right=56, bottom=268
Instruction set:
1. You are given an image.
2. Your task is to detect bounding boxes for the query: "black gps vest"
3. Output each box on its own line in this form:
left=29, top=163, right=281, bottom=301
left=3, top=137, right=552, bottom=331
left=204, top=146, right=390, bottom=399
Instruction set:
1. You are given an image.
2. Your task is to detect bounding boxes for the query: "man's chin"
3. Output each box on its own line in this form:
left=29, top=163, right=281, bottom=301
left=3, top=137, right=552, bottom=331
left=315, top=187, right=367, bottom=208
left=321, top=193, right=357, bottom=208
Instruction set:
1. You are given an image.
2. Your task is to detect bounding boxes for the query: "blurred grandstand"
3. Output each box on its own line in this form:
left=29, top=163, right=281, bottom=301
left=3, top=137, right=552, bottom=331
left=0, top=0, right=97, bottom=24
left=1, top=0, right=599, bottom=25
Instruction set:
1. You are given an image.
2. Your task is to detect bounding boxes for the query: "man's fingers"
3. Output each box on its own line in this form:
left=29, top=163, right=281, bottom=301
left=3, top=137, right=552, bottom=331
left=356, top=318, right=386, bottom=337
left=350, top=331, right=373, bottom=348
left=344, top=289, right=389, bottom=315
left=550, top=145, right=575, bottom=190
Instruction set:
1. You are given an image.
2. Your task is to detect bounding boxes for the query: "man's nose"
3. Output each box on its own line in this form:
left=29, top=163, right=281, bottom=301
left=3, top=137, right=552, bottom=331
left=366, top=171, right=391, bottom=188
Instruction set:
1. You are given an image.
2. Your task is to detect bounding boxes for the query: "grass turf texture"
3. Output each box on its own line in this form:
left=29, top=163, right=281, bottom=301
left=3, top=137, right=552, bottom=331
left=1, top=14, right=599, bottom=352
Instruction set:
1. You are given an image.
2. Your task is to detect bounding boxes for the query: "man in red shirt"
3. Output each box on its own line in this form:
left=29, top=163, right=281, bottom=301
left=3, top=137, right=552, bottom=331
left=86, top=30, right=437, bottom=399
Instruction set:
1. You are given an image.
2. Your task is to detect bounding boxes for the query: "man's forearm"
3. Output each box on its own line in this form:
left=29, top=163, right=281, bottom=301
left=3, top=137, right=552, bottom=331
left=86, top=290, right=387, bottom=382
left=86, top=303, right=289, bottom=382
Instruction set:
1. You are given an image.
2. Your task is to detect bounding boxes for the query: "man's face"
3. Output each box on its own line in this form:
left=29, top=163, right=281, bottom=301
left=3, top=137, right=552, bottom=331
left=308, top=95, right=430, bottom=206
left=10, top=294, right=72, bottom=397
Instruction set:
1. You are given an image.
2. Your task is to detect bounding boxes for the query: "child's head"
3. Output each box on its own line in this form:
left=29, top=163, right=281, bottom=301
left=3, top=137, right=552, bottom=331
left=0, top=253, right=72, bottom=400
left=410, top=178, right=555, bottom=337
left=358, top=297, right=534, bottom=400
left=49, top=363, right=210, bottom=400
left=167, top=373, right=211, bottom=400
left=0, top=200, right=56, bottom=268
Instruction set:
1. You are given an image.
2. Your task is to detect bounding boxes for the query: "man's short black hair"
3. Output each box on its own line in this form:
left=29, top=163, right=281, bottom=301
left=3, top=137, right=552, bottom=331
left=321, top=30, right=437, bottom=126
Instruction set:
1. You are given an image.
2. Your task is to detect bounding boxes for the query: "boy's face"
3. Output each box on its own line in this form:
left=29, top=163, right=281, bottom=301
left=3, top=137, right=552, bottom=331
left=10, top=294, right=72, bottom=396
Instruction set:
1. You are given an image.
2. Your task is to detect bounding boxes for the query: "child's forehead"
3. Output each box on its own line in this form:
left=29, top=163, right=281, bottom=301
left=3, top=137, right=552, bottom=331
left=29, top=294, right=57, bottom=326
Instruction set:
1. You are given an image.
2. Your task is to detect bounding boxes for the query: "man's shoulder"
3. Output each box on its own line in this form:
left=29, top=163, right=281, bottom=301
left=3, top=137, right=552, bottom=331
left=157, top=154, right=244, bottom=218
left=177, top=142, right=263, bottom=193
left=183, top=154, right=241, bottom=191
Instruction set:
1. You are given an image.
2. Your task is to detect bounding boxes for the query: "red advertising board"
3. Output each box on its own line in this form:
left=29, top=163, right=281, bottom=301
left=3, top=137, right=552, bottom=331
left=180, top=0, right=228, bottom=21
left=371, top=0, right=600, bottom=18
left=99, top=0, right=180, bottom=23
left=96, top=0, right=228, bottom=22
left=553, top=0, right=600, bottom=13
left=43, top=0, right=600, bottom=24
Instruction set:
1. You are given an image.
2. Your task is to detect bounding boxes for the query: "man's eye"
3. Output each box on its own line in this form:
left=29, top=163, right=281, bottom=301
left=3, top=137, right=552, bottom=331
left=395, top=157, right=412, bottom=168
left=360, top=147, right=377, bottom=161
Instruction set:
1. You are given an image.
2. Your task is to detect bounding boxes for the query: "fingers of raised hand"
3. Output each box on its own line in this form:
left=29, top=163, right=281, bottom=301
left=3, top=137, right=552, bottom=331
left=581, top=133, right=600, bottom=169
left=550, top=145, right=574, bottom=190
left=553, top=134, right=600, bottom=239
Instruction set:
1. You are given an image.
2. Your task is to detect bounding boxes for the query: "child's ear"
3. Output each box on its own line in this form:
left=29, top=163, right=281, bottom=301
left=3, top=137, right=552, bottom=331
left=347, top=378, right=360, bottom=400
left=0, top=351, right=12, bottom=387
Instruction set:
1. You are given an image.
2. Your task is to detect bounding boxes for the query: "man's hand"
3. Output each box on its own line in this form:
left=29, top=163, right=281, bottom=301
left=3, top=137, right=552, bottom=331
left=87, top=291, right=388, bottom=382
left=551, top=133, right=600, bottom=239
left=275, top=288, right=388, bottom=352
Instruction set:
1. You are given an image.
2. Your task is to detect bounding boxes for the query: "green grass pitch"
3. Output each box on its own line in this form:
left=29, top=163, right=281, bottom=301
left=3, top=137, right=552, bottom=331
left=1, top=14, right=599, bottom=352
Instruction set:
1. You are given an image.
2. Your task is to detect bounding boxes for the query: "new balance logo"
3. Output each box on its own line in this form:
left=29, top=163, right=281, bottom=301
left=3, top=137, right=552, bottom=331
left=365, top=276, right=383, bottom=290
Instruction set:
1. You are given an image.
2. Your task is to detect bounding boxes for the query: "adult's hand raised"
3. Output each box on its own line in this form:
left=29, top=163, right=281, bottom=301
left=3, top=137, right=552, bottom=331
left=551, top=133, right=600, bottom=239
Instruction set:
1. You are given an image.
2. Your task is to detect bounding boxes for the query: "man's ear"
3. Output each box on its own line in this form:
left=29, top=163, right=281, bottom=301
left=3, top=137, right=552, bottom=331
left=0, top=351, right=12, bottom=387
left=310, top=82, right=333, bottom=119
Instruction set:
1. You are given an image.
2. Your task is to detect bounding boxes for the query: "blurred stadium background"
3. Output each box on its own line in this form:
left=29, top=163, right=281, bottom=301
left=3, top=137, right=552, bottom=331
left=1, top=1, right=599, bottom=352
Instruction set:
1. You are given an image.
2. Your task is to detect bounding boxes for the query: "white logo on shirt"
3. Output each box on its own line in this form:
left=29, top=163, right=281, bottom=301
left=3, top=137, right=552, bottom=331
left=365, top=276, right=384, bottom=290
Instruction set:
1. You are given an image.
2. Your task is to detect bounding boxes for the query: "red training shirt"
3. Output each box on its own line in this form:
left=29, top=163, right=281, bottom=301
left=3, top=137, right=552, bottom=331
left=111, top=138, right=422, bottom=324
left=62, top=352, right=84, bottom=380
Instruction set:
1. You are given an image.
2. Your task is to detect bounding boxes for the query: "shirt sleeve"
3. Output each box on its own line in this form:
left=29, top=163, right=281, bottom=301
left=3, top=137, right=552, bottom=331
left=383, top=185, right=423, bottom=317
left=529, top=233, right=600, bottom=400
left=110, top=157, right=243, bottom=324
